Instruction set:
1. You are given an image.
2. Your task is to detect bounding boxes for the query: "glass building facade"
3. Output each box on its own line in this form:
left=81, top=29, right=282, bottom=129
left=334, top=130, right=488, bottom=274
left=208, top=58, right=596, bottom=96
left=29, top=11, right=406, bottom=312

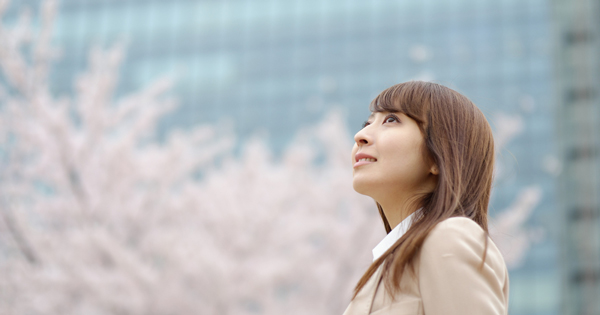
left=553, top=0, right=600, bottom=314
left=4, top=0, right=572, bottom=314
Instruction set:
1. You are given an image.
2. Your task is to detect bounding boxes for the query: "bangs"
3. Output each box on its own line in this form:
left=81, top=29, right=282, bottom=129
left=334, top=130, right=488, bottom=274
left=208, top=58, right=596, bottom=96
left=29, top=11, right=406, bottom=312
left=369, top=81, right=430, bottom=125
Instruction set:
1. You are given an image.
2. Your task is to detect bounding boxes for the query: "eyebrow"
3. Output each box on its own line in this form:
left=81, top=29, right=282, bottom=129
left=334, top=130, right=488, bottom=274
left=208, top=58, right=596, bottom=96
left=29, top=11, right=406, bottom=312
left=368, top=112, right=375, bottom=119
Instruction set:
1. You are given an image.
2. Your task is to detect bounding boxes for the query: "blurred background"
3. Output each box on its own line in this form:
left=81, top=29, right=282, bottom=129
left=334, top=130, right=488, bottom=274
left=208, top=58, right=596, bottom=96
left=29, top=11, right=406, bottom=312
left=0, top=0, right=598, bottom=314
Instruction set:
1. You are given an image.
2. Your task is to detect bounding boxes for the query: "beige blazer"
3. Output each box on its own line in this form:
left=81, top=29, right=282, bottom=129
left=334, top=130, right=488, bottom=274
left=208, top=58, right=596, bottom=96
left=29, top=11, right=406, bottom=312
left=343, top=217, right=509, bottom=315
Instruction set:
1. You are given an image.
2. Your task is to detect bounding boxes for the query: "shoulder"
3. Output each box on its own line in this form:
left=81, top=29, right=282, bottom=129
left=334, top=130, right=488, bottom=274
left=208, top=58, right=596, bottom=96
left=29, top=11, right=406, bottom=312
left=423, top=216, right=485, bottom=250
left=416, top=218, right=510, bottom=314
left=420, top=217, right=506, bottom=275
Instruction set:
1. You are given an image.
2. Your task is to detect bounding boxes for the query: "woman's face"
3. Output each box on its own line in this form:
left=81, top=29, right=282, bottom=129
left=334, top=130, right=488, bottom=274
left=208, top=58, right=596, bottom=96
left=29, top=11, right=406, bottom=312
left=351, top=111, right=437, bottom=203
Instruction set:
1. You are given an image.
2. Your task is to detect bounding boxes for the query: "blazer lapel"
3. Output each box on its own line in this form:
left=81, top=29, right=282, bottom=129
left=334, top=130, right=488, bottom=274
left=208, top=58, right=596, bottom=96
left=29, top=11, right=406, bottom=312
left=342, top=266, right=383, bottom=315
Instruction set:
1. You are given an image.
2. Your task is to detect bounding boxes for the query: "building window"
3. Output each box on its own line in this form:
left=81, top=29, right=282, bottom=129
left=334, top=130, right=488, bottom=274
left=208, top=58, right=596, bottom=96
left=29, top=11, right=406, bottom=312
left=569, top=205, right=598, bottom=221
left=566, top=145, right=597, bottom=161
left=564, top=29, right=593, bottom=45
left=566, top=87, right=596, bottom=103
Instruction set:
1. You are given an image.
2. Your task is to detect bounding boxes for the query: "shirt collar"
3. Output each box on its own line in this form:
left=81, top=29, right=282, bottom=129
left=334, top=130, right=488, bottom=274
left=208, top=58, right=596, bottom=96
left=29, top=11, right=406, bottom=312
left=372, top=211, right=417, bottom=261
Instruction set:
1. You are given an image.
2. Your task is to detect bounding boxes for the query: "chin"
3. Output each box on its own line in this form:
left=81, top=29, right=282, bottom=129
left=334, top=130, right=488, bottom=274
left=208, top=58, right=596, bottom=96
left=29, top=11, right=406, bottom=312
left=352, top=178, right=375, bottom=197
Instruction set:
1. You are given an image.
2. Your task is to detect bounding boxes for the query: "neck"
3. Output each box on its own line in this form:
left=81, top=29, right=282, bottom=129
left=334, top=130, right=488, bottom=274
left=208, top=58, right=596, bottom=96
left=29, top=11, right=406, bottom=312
left=377, top=196, right=419, bottom=229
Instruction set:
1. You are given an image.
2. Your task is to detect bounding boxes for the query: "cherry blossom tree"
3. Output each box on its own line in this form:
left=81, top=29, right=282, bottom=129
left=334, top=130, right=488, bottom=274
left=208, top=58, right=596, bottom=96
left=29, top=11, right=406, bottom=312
left=489, top=113, right=545, bottom=268
left=0, top=1, right=541, bottom=315
left=0, top=3, right=378, bottom=314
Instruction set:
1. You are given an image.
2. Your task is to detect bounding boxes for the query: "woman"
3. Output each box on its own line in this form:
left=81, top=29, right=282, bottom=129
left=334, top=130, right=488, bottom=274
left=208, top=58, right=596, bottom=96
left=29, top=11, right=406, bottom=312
left=344, top=81, right=509, bottom=315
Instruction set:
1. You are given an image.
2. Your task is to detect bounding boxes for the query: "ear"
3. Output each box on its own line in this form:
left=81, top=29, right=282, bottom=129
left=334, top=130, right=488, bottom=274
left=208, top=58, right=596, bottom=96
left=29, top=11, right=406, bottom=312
left=430, top=164, right=439, bottom=175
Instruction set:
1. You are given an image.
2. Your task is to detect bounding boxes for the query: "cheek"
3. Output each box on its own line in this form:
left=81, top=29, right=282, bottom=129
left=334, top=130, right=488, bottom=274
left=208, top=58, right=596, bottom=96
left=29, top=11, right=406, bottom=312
left=383, top=138, right=429, bottom=178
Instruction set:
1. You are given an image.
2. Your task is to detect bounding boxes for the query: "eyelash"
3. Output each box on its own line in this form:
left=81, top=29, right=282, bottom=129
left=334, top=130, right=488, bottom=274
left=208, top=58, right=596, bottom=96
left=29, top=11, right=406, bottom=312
left=384, top=114, right=400, bottom=123
left=361, top=114, right=400, bottom=129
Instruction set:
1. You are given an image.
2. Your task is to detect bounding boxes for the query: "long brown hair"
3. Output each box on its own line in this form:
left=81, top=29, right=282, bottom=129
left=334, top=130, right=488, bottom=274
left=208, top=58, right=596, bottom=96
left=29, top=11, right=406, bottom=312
left=353, top=81, right=495, bottom=298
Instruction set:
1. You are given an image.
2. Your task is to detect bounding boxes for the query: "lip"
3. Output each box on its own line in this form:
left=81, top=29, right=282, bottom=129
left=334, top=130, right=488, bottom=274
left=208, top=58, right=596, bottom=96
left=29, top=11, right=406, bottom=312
left=354, top=153, right=377, bottom=168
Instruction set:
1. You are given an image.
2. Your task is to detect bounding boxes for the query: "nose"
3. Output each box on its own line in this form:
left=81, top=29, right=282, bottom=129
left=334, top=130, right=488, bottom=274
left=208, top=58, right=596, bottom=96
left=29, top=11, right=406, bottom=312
left=354, top=127, right=372, bottom=146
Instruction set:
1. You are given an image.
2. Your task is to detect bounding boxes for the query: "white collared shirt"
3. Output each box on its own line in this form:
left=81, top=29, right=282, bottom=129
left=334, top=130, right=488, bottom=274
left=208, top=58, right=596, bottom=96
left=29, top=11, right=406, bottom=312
left=372, top=211, right=417, bottom=261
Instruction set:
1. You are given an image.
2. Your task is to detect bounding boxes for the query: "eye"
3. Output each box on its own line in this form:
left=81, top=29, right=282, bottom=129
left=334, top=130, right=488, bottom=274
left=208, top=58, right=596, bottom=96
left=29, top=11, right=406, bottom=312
left=383, top=114, right=400, bottom=124
left=361, top=121, right=371, bottom=129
